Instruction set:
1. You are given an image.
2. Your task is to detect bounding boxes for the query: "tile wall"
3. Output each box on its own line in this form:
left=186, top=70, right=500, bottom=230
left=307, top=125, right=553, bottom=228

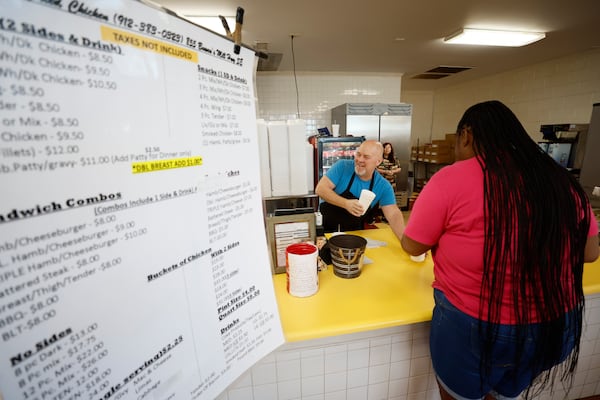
left=216, top=293, right=600, bottom=400
left=254, top=50, right=600, bottom=147
left=426, top=49, right=600, bottom=141
left=255, top=72, right=403, bottom=136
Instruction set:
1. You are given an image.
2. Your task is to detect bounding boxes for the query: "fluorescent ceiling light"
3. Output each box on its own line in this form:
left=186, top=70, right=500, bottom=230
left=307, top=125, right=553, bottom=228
left=184, top=16, right=235, bottom=36
left=444, top=28, right=545, bottom=47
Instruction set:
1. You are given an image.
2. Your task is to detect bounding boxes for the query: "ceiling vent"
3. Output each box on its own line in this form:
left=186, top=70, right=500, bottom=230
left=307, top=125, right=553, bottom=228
left=411, top=73, right=449, bottom=80
left=411, top=65, right=473, bottom=80
left=254, top=42, right=283, bottom=71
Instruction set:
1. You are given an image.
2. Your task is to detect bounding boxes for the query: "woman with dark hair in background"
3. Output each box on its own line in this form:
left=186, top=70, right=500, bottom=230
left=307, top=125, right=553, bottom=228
left=401, top=100, right=599, bottom=400
left=377, top=142, right=401, bottom=190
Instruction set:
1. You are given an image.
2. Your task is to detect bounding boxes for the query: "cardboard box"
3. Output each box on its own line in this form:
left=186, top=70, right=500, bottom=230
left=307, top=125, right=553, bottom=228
left=428, top=153, right=454, bottom=164
left=428, top=147, right=451, bottom=156
left=424, top=143, right=451, bottom=155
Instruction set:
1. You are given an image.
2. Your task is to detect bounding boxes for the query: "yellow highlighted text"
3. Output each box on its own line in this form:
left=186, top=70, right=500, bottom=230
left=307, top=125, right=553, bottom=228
left=132, top=157, right=203, bottom=174
left=100, top=26, right=198, bottom=63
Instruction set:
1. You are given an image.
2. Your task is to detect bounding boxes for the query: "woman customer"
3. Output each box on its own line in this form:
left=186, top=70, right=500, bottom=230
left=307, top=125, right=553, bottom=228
left=401, top=100, right=599, bottom=400
left=376, top=142, right=401, bottom=190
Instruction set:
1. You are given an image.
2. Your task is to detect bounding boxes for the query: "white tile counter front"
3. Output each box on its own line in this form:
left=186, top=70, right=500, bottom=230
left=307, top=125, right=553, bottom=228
left=217, top=293, right=600, bottom=400
left=219, top=223, right=600, bottom=400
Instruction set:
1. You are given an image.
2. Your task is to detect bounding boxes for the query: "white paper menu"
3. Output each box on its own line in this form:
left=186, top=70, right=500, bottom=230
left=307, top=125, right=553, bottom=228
left=0, top=1, right=284, bottom=399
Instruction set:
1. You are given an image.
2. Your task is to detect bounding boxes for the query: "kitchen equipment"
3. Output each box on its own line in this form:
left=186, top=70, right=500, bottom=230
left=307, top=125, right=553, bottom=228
left=538, top=123, right=589, bottom=172
left=579, top=103, right=600, bottom=208
left=331, top=103, right=412, bottom=207
left=315, top=136, right=365, bottom=186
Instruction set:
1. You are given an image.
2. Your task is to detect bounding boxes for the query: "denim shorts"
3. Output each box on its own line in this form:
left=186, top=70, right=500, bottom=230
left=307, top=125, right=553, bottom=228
left=430, top=289, right=577, bottom=400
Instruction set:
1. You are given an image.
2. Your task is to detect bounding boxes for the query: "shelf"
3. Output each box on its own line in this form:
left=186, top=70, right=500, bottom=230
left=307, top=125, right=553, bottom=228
left=263, top=193, right=318, bottom=202
left=263, top=193, right=319, bottom=216
left=411, top=159, right=450, bottom=193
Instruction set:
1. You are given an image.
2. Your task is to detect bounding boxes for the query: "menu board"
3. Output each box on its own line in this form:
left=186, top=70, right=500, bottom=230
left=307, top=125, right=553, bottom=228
left=0, top=1, right=284, bottom=399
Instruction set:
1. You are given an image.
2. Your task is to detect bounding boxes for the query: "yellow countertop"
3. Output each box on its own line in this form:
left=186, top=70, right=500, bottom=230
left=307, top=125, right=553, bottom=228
left=273, top=225, right=600, bottom=342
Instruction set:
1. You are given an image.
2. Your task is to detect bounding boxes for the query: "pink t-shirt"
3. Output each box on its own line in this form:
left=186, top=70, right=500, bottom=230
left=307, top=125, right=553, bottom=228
left=404, top=157, right=598, bottom=323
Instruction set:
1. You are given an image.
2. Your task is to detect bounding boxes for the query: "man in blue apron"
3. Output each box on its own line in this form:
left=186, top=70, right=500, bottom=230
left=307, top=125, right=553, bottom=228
left=315, top=140, right=405, bottom=239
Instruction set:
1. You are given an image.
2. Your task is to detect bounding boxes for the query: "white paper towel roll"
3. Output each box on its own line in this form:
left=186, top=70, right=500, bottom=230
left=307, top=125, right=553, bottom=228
left=287, top=119, right=309, bottom=195
left=267, top=121, right=290, bottom=196
left=256, top=119, right=272, bottom=197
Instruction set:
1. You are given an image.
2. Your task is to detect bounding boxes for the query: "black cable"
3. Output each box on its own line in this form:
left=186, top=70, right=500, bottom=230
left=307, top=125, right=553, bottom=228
left=290, top=35, right=300, bottom=118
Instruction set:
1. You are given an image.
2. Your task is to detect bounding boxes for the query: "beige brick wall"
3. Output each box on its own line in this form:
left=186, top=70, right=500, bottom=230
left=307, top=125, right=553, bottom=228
left=404, top=49, right=600, bottom=142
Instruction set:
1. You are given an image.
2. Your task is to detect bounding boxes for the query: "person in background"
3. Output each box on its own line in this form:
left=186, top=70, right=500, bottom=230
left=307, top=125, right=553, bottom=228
left=315, top=140, right=405, bottom=238
left=377, top=142, right=401, bottom=190
left=401, top=100, right=599, bottom=400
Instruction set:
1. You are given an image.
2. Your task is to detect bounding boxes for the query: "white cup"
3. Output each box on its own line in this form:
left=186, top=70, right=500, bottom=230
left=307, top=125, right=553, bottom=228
left=332, top=124, right=340, bottom=137
left=286, top=243, right=319, bottom=297
left=410, top=253, right=426, bottom=262
left=358, top=189, right=376, bottom=215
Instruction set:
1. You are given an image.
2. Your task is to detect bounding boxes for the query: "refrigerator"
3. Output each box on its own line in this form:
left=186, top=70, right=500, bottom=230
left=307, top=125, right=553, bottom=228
left=315, top=136, right=365, bottom=184
left=331, top=103, right=412, bottom=205
left=579, top=103, right=600, bottom=208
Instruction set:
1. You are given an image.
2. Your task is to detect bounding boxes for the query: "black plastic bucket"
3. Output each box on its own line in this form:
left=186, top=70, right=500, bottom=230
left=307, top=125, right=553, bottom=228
left=328, top=234, right=367, bottom=278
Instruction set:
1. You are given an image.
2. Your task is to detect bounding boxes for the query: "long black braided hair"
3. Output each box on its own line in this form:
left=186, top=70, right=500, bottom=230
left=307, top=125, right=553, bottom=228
left=456, top=100, right=590, bottom=398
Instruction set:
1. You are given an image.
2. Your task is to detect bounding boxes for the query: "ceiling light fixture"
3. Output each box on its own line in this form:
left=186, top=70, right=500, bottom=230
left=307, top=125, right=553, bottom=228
left=444, top=28, right=545, bottom=47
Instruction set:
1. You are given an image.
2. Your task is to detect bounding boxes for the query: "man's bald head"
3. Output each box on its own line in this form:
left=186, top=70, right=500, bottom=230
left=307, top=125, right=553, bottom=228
left=354, top=140, right=384, bottom=179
